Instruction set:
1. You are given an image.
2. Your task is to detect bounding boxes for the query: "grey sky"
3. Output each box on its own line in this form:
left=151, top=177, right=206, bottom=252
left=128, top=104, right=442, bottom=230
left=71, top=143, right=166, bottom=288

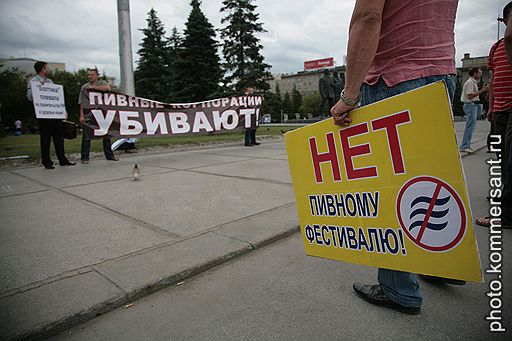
left=0, top=0, right=508, bottom=83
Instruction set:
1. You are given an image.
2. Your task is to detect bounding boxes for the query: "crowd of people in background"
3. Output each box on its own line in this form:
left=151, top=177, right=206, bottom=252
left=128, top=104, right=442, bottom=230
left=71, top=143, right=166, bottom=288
left=318, top=69, right=345, bottom=115
left=23, top=63, right=263, bottom=162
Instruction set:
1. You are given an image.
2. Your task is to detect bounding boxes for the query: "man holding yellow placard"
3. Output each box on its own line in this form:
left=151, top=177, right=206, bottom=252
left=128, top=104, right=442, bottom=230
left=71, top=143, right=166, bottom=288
left=328, top=0, right=462, bottom=315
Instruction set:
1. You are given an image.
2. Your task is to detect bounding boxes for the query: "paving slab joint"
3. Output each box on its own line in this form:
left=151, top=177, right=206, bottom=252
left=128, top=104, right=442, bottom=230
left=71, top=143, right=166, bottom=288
left=9, top=294, right=129, bottom=341
left=214, top=224, right=301, bottom=250
left=251, top=225, right=301, bottom=249
left=0, top=267, right=95, bottom=300
left=13, top=225, right=301, bottom=340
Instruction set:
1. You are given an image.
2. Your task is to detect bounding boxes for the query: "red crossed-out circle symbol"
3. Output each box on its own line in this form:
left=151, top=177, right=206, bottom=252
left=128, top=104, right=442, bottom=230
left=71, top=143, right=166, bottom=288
left=396, top=176, right=467, bottom=252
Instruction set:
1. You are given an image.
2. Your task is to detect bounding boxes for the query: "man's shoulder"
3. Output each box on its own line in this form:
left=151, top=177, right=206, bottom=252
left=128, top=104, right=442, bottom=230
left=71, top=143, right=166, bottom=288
left=489, top=39, right=503, bottom=56
left=28, top=76, right=53, bottom=84
left=80, top=82, right=92, bottom=91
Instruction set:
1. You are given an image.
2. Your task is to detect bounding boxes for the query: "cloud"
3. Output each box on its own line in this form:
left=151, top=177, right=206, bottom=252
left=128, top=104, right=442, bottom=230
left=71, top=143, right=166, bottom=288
left=0, top=0, right=508, bottom=84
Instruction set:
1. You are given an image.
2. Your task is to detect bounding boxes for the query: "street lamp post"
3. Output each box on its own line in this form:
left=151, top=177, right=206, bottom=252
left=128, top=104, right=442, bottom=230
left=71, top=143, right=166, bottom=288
left=117, top=0, right=135, bottom=96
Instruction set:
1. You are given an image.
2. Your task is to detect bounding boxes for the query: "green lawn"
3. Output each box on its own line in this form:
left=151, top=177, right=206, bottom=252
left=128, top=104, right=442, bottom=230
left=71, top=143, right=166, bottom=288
left=0, top=126, right=300, bottom=160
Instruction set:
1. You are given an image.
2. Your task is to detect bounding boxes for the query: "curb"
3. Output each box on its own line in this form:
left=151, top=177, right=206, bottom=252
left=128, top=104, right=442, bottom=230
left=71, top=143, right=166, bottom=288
left=3, top=225, right=300, bottom=341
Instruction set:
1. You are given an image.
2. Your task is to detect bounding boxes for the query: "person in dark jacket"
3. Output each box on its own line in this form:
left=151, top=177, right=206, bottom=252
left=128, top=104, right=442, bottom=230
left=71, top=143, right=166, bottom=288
left=319, top=69, right=335, bottom=115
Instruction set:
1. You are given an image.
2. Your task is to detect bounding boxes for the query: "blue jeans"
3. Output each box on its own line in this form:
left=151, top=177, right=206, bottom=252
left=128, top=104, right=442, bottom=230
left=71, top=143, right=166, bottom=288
left=361, top=75, right=456, bottom=308
left=459, top=102, right=478, bottom=150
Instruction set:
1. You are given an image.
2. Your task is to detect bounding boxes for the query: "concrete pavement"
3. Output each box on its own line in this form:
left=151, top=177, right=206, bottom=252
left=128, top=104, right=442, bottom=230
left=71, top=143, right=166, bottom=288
left=50, top=133, right=509, bottom=341
left=0, top=120, right=492, bottom=340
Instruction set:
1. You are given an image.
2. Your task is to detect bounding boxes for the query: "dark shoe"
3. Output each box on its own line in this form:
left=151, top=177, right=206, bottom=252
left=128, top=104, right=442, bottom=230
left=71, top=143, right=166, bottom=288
left=107, top=157, right=119, bottom=161
left=475, top=216, right=491, bottom=227
left=252, top=142, right=261, bottom=145
left=245, top=143, right=254, bottom=147
left=476, top=216, right=511, bottom=229
left=353, top=282, right=421, bottom=315
left=59, top=160, right=76, bottom=166
left=44, top=164, right=55, bottom=169
left=81, top=159, right=89, bottom=164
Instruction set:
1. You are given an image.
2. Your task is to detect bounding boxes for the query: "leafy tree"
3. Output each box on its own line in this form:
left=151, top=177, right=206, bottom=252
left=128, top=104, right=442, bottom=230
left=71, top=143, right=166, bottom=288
left=51, top=69, right=88, bottom=123
left=452, top=78, right=463, bottom=116
left=291, top=85, right=302, bottom=113
left=300, top=92, right=322, bottom=115
left=259, top=91, right=274, bottom=122
left=0, top=68, right=90, bottom=133
left=0, top=69, right=33, bottom=132
left=220, top=0, right=271, bottom=94
left=135, top=8, right=171, bottom=101
left=172, top=0, right=222, bottom=102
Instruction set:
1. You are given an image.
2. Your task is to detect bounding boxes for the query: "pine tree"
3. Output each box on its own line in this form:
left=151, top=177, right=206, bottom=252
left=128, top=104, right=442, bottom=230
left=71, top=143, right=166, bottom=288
left=220, top=0, right=271, bottom=94
left=168, top=27, right=182, bottom=51
left=282, top=91, right=293, bottom=114
left=172, top=0, right=222, bottom=102
left=273, top=83, right=282, bottom=113
left=291, top=85, right=302, bottom=113
left=167, top=27, right=183, bottom=102
left=135, top=8, right=170, bottom=101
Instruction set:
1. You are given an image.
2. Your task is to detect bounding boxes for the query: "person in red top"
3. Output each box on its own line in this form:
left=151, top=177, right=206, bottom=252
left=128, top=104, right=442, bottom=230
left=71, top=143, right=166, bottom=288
left=331, top=0, right=459, bottom=315
left=476, top=1, right=512, bottom=229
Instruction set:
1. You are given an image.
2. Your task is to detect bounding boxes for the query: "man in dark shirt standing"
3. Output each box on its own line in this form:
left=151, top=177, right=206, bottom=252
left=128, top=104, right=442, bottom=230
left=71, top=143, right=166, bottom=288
left=332, top=71, right=344, bottom=103
left=319, top=69, right=335, bottom=116
left=244, top=86, right=260, bottom=146
left=26, top=61, right=75, bottom=169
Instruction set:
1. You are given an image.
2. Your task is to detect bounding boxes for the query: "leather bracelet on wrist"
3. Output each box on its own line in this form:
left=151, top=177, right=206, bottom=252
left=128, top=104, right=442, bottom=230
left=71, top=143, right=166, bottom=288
left=341, top=89, right=361, bottom=106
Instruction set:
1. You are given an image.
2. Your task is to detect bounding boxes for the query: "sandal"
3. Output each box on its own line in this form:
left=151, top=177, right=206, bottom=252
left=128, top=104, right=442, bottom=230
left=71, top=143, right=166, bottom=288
left=475, top=216, right=491, bottom=227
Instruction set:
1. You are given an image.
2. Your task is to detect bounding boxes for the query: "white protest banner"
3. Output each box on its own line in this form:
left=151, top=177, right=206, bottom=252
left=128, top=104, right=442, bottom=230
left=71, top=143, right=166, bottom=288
left=31, top=82, right=66, bottom=119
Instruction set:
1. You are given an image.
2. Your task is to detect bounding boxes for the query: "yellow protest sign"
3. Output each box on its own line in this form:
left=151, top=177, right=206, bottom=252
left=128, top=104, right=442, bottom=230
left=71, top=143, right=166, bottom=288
left=285, top=81, right=482, bottom=282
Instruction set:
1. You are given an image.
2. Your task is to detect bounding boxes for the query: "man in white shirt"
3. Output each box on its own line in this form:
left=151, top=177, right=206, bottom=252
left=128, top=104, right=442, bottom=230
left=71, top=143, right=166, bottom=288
left=459, top=67, right=488, bottom=153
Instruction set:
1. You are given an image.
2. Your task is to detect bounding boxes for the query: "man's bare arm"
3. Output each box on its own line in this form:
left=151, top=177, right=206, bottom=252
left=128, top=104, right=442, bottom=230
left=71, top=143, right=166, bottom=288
left=79, top=104, right=85, bottom=125
left=330, top=0, right=386, bottom=125
left=487, top=73, right=494, bottom=122
left=344, top=0, right=386, bottom=99
left=467, top=85, right=488, bottom=100
left=92, top=84, right=111, bottom=91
